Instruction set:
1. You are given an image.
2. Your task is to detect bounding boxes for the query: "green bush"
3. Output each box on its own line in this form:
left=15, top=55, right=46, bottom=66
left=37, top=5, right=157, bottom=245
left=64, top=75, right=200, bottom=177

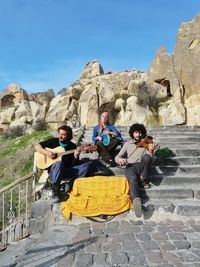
left=32, top=120, right=47, bottom=131
left=155, top=147, right=174, bottom=159
left=3, top=126, right=25, bottom=138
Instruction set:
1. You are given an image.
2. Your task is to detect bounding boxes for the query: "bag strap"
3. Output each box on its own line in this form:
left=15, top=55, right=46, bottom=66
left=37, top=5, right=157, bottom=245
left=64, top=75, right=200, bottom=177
left=86, top=215, right=115, bottom=223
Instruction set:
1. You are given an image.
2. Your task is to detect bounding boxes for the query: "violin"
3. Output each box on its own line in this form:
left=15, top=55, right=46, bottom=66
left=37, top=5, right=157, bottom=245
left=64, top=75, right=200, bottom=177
left=135, top=135, right=154, bottom=149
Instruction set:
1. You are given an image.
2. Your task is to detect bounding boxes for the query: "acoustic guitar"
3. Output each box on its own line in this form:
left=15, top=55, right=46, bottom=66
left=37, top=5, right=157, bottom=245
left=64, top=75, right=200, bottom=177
left=35, top=144, right=97, bottom=170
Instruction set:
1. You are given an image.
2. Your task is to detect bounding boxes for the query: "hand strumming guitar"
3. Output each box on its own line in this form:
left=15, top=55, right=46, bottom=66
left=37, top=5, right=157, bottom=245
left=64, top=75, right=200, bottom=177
left=46, top=150, right=57, bottom=159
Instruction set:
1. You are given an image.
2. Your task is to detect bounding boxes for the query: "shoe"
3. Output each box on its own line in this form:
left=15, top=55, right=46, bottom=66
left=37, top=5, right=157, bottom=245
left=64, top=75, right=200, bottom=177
left=133, top=197, right=142, bottom=218
left=106, top=160, right=116, bottom=168
left=140, top=176, right=151, bottom=189
left=51, top=195, right=60, bottom=203
left=142, top=182, right=151, bottom=189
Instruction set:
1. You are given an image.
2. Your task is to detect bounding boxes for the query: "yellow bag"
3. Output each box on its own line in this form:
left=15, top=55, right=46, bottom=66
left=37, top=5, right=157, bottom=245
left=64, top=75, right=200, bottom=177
left=61, top=176, right=132, bottom=220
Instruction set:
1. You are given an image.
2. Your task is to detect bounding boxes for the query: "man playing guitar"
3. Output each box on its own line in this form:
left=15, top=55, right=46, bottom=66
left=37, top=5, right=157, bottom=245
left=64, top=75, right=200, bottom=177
left=35, top=125, right=91, bottom=202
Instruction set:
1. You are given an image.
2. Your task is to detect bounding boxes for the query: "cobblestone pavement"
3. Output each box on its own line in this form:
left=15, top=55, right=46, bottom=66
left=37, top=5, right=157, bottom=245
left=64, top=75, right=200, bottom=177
left=2, top=212, right=200, bottom=267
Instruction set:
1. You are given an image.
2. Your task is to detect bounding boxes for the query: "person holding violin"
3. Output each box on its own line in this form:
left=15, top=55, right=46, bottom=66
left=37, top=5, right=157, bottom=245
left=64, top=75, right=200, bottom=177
left=92, top=111, right=122, bottom=167
left=115, top=123, right=156, bottom=218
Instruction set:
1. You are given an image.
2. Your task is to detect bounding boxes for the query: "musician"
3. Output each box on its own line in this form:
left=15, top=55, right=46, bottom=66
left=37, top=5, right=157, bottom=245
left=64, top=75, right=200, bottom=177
left=35, top=125, right=91, bottom=202
left=115, top=123, right=156, bottom=218
left=92, top=111, right=122, bottom=167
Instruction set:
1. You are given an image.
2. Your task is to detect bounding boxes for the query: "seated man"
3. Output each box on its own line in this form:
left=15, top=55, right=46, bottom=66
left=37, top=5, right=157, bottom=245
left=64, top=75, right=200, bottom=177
left=35, top=125, right=91, bottom=202
left=115, top=123, right=156, bottom=218
left=92, top=111, right=122, bottom=167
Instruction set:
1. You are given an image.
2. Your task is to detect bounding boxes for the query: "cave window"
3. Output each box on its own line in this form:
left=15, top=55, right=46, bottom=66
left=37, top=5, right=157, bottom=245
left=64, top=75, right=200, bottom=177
left=154, top=78, right=172, bottom=97
left=1, top=95, right=15, bottom=107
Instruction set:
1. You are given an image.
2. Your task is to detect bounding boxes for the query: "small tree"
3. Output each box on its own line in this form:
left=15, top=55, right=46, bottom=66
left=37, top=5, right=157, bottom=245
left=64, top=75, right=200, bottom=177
left=32, top=120, right=47, bottom=131
left=3, top=126, right=25, bottom=138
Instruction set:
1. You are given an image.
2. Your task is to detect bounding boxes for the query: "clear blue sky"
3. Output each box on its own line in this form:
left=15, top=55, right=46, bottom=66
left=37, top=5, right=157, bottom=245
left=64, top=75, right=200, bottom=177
left=0, top=0, right=199, bottom=95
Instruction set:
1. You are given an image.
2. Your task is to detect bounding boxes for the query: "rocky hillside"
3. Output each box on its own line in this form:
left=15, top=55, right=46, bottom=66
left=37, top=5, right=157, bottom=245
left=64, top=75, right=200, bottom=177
left=0, top=130, right=53, bottom=189
left=0, top=127, right=85, bottom=187
left=0, top=13, right=200, bottom=133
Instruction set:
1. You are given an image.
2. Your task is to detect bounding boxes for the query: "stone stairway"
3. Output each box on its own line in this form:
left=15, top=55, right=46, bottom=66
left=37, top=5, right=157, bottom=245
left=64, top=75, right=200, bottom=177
left=2, top=125, right=200, bottom=266
left=81, top=125, right=200, bottom=217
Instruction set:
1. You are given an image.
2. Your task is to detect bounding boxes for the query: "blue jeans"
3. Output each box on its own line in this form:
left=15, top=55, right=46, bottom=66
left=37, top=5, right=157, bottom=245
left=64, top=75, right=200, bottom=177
left=49, top=161, right=91, bottom=184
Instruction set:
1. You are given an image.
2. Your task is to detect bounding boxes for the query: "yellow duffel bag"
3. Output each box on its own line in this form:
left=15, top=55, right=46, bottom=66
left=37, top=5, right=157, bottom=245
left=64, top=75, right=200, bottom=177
left=61, top=176, right=132, bottom=220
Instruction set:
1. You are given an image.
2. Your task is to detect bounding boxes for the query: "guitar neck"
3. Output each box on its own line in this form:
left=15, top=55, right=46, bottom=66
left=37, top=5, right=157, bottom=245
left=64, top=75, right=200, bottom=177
left=57, top=149, right=76, bottom=157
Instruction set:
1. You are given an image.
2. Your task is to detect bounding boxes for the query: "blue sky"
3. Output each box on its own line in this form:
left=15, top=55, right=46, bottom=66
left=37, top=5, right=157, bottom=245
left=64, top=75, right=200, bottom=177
left=0, top=0, right=199, bottom=95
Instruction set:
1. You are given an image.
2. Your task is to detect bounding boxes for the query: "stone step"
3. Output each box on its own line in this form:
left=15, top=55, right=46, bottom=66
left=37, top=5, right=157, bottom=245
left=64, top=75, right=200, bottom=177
left=149, top=131, right=200, bottom=137
left=152, top=174, right=200, bottom=186
left=85, top=128, right=200, bottom=135
left=86, top=127, right=200, bottom=133
left=147, top=126, right=200, bottom=131
left=84, top=155, right=200, bottom=166
left=82, top=132, right=200, bottom=139
left=157, top=143, right=200, bottom=149
left=143, top=199, right=200, bottom=216
left=82, top=133, right=200, bottom=143
left=109, top=167, right=200, bottom=182
left=81, top=138, right=200, bottom=149
left=173, top=199, right=200, bottom=216
left=152, top=165, right=200, bottom=175
left=87, top=125, right=200, bottom=130
left=156, top=137, right=200, bottom=142
left=83, top=129, right=200, bottom=137
left=173, top=148, right=200, bottom=156
left=111, top=165, right=200, bottom=176
left=154, top=156, right=200, bottom=165
left=141, top=185, right=196, bottom=199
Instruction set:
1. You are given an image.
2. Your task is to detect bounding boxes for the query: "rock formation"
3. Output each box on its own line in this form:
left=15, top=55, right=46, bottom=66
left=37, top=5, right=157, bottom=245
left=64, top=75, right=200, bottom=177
left=148, top=13, right=200, bottom=125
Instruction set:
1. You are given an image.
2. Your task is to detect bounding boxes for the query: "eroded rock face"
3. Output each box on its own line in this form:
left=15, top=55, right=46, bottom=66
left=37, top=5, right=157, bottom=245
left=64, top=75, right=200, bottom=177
left=29, top=89, right=55, bottom=105
left=148, top=12, right=200, bottom=125
left=0, top=85, right=51, bottom=131
left=80, top=60, right=104, bottom=79
left=0, top=83, right=29, bottom=108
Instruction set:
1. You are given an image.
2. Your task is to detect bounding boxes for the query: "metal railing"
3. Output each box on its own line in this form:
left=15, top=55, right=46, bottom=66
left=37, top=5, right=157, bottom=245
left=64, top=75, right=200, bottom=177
left=0, top=172, right=36, bottom=251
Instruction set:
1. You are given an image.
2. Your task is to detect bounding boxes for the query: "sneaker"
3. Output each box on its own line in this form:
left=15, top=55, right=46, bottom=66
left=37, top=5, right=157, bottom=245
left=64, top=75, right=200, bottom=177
left=106, top=160, right=116, bottom=168
left=142, top=182, right=151, bottom=189
left=51, top=195, right=60, bottom=203
left=133, top=197, right=142, bottom=218
left=140, top=176, right=151, bottom=189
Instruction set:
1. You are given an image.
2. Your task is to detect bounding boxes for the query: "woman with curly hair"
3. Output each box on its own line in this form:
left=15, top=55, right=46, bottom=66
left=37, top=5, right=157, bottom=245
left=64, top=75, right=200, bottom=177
left=115, top=123, right=156, bottom=218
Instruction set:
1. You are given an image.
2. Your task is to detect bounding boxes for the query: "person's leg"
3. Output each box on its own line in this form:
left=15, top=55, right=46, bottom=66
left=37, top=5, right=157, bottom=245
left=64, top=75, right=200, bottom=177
left=125, top=163, right=141, bottom=199
left=125, top=163, right=142, bottom=218
left=140, top=154, right=153, bottom=186
left=62, top=161, right=92, bottom=189
left=73, top=161, right=92, bottom=178
left=96, top=141, right=111, bottom=162
left=49, top=161, right=67, bottom=196
left=107, top=138, right=121, bottom=153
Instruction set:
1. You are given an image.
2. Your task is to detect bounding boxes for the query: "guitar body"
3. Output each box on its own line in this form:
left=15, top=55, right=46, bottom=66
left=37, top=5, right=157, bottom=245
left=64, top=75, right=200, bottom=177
left=35, top=147, right=68, bottom=170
